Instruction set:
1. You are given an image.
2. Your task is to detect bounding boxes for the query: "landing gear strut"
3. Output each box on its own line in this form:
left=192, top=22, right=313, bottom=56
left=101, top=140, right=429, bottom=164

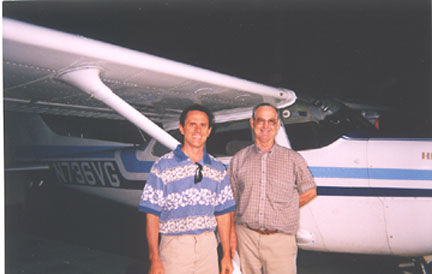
left=399, top=257, right=432, bottom=274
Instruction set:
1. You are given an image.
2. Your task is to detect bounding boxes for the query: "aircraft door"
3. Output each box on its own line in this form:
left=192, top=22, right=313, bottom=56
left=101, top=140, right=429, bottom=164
left=368, top=139, right=432, bottom=256
left=297, top=138, right=390, bottom=254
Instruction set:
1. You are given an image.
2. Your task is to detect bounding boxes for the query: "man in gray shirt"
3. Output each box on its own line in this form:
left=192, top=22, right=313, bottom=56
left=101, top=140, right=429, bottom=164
left=228, top=103, right=317, bottom=274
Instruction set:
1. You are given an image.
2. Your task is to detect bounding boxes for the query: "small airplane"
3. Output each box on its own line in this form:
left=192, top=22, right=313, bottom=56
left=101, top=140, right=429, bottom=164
left=3, top=18, right=432, bottom=271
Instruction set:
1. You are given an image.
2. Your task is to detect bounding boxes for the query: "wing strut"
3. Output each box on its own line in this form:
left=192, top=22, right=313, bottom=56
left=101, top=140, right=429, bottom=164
left=59, top=67, right=180, bottom=150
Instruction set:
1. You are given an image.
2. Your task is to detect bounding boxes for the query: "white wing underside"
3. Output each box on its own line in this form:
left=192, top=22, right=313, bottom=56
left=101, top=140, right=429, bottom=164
left=3, top=18, right=296, bottom=128
left=4, top=17, right=297, bottom=149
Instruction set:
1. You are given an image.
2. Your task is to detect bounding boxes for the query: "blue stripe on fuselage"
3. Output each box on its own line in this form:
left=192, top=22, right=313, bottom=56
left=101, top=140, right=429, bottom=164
left=19, top=145, right=432, bottom=182
left=317, top=186, right=432, bottom=197
left=120, top=149, right=153, bottom=173
left=309, top=167, right=432, bottom=181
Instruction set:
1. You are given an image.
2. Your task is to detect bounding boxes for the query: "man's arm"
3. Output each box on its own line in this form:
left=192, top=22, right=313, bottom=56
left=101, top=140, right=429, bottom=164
left=216, top=213, right=234, bottom=274
left=299, top=187, right=317, bottom=207
left=146, top=213, right=164, bottom=274
left=227, top=158, right=239, bottom=259
left=229, top=211, right=237, bottom=258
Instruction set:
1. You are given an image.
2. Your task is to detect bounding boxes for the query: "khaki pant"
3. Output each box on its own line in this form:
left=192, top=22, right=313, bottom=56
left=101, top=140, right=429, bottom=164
left=160, top=231, right=218, bottom=274
left=236, top=225, right=298, bottom=274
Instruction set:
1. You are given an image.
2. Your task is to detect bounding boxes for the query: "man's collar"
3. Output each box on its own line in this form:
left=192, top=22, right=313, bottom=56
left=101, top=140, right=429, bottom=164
left=173, top=144, right=211, bottom=165
left=253, top=143, right=278, bottom=154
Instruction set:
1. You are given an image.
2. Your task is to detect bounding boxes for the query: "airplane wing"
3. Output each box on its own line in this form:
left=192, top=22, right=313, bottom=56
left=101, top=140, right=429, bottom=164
left=3, top=18, right=296, bottom=149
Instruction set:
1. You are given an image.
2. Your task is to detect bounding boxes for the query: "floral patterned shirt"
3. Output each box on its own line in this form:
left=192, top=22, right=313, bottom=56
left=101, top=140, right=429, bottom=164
left=139, top=144, right=235, bottom=235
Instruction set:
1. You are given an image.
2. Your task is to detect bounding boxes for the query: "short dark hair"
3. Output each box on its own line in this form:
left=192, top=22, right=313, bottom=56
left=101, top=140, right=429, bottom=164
left=179, top=104, right=214, bottom=128
left=252, top=103, right=279, bottom=119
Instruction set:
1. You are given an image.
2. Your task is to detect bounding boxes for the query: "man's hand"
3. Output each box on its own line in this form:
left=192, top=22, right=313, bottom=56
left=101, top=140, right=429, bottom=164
left=146, top=213, right=163, bottom=274
left=216, top=212, right=234, bottom=274
left=299, top=187, right=317, bottom=207
left=149, top=258, right=164, bottom=274
left=220, top=255, right=233, bottom=274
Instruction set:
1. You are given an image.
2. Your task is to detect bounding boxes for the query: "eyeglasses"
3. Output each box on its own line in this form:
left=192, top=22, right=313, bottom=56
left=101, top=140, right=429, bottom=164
left=254, top=118, right=278, bottom=127
left=194, top=162, right=203, bottom=184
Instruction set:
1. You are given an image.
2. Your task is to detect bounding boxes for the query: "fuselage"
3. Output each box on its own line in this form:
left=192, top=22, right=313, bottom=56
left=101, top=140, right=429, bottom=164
left=5, top=111, right=432, bottom=257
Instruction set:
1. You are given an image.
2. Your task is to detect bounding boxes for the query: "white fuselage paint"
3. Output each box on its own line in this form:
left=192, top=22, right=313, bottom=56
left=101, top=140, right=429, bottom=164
left=8, top=114, right=432, bottom=257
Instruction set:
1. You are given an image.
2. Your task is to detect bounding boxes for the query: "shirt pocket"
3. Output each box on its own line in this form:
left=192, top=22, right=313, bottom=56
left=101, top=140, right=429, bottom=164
left=267, top=179, right=295, bottom=208
left=237, top=166, right=259, bottom=194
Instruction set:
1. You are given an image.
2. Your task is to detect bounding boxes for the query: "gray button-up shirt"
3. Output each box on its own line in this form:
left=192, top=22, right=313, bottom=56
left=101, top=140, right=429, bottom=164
left=228, top=144, right=316, bottom=234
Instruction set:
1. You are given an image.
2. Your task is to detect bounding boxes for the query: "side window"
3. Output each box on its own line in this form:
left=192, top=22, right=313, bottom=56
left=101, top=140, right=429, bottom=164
left=285, top=117, right=352, bottom=151
left=284, top=106, right=376, bottom=151
left=152, top=130, right=182, bottom=157
left=152, top=141, right=172, bottom=157
left=206, top=120, right=252, bottom=157
left=284, top=122, right=320, bottom=151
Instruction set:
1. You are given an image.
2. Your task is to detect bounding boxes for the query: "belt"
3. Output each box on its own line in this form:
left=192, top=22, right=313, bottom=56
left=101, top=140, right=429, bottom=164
left=246, top=225, right=278, bottom=235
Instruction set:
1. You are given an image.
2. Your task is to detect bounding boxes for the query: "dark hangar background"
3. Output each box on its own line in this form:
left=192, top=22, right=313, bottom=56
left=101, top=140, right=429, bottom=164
left=3, top=0, right=431, bottom=135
